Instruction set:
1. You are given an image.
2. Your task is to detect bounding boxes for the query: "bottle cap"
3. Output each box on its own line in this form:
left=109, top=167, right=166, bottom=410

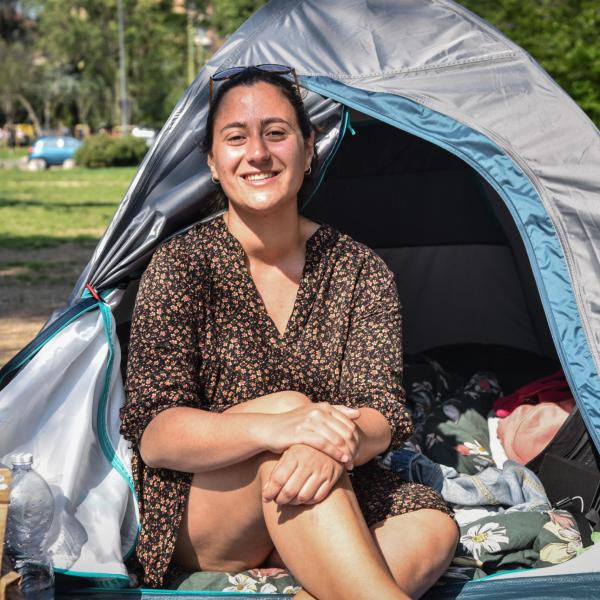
left=11, top=452, right=33, bottom=466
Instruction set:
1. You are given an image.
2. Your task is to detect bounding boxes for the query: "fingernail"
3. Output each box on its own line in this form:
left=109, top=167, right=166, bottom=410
left=341, top=454, right=349, bottom=462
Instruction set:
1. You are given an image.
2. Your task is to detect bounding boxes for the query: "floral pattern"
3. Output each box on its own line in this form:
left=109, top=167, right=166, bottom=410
left=460, top=522, right=509, bottom=561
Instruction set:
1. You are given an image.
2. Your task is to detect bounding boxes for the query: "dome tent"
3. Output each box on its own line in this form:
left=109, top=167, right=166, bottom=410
left=2, top=0, right=600, bottom=598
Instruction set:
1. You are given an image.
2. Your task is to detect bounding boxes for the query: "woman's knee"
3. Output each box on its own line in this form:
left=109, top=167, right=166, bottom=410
left=265, top=390, right=312, bottom=413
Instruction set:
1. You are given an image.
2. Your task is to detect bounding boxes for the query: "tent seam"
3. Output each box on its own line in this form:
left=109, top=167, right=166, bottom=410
left=298, top=51, right=518, bottom=80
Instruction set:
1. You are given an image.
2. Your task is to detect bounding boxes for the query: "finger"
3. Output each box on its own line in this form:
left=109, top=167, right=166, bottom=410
left=299, top=431, right=350, bottom=463
left=307, top=408, right=358, bottom=458
left=332, top=405, right=361, bottom=419
left=275, top=465, right=312, bottom=505
left=328, top=409, right=360, bottom=446
left=302, top=416, right=352, bottom=459
left=290, top=472, right=322, bottom=505
left=318, top=417, right=358, bottom=460
left=329, top=406, right=359, bottom=433
left=263, top=456, right=298, bottom=502
left=307, top=477, right=335, bottom=505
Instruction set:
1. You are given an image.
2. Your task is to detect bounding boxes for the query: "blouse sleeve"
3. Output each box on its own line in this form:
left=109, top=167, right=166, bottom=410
left=339, top=251, right=413, bottom=449
left=120, top=238, right=203, bottom=446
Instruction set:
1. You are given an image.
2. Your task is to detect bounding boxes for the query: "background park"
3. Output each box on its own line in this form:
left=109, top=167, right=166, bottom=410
left=0, top=0, right=599, bottom=367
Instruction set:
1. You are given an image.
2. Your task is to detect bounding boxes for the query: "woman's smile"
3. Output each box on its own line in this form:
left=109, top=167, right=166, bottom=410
left=241, top=170, right=282, bottom=184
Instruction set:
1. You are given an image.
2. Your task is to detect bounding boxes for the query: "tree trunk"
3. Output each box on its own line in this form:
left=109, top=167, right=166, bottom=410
left=14, top=93, right=43, bottom=137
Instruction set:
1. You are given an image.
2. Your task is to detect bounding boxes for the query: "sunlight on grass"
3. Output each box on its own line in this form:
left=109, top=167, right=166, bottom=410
left=0, top=167, right=136, bottom=249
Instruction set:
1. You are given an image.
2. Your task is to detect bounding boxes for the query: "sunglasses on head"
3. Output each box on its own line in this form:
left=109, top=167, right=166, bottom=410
left=209, top=64, right=302, bottom=104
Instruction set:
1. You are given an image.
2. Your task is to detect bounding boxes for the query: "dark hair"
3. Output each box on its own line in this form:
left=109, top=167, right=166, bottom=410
left=201, top=67, right=317, bottom=166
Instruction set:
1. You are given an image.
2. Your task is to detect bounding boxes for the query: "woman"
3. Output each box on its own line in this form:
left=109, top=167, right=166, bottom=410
left=121, top=66, right=458, bottom=600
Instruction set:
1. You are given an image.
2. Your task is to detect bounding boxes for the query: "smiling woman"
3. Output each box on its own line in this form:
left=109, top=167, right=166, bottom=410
left=119, top=67, right=458, bottom=600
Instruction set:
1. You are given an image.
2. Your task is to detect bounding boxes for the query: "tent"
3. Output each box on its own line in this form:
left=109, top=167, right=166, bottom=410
left=2, top=0, right=600, bottom=597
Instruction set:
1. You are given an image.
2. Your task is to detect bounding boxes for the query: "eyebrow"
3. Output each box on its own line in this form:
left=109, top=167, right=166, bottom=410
left=220, top=117, right=292, bottom=133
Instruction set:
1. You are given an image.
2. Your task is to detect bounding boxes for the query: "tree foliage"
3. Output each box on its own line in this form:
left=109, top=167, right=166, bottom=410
left=210, top=0, right=266, bottom=38
left=34, top=0, right=188, bottom=129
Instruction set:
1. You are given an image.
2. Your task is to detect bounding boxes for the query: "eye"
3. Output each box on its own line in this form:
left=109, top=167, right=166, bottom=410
left=226, top=133, right=246, bottom=144
left=266, top=129, right=286, bottom=139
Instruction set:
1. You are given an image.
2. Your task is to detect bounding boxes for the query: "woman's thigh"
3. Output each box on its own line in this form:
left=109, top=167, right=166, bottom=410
left=172, top=452, right=277, bottom=572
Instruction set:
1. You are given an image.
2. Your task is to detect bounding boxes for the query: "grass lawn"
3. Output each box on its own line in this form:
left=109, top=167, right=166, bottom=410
left=0, top=147, right=29, bottom=160
left=0, top=166, right=136, bottom=249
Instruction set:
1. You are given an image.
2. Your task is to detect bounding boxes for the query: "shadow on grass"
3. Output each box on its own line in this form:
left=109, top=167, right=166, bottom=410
left=0, top=235, right=100, bottom=250
left=0, top=199, right=116, bottom=209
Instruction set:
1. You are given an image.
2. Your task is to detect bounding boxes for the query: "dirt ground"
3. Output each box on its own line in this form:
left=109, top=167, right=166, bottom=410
left=0, top=243, right=95, bottom=368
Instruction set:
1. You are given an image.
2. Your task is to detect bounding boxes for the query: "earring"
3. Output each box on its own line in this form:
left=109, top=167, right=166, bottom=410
left=305, top=166, right=312, bottom=176
left=211, top=175, right=220, bottom=184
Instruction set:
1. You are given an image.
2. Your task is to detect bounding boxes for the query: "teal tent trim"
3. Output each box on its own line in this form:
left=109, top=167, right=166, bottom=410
left=302, top=75, right=600, bottom=454
left=57, top=572, right=600, bottom=599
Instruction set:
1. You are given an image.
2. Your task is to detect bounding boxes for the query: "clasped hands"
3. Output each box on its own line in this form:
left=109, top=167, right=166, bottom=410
left=262, top=402, right=361, bottom=506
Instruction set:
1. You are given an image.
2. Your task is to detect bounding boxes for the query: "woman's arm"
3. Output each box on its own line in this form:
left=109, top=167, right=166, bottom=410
left=140, top=392, right=360, bottom=472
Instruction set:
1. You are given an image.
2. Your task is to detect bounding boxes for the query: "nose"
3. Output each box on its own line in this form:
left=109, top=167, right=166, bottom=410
left=246, top=133, right=270, bottom=163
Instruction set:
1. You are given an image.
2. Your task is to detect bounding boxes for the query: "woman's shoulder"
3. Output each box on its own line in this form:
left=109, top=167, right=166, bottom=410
left=326, top=225, right=393, bottom=278
left=152, top=216, right=223, bottom=264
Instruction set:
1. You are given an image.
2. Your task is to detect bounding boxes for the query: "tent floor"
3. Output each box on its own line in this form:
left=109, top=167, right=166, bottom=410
left=57, top=571, right=600, bottom=599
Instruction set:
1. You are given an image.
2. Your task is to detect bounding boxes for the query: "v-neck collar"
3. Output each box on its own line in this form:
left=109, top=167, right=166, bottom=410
left=214, top=215, right=332, bottom=342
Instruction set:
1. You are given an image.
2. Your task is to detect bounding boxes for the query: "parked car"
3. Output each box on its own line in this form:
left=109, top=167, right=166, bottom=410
left=28, top=135, right=82, bottom=168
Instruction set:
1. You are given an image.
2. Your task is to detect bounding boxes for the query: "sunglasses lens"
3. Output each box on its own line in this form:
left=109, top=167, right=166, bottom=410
left=256, top=64, right=292, bottom=74
left=212, top=66, right=247, bottom=81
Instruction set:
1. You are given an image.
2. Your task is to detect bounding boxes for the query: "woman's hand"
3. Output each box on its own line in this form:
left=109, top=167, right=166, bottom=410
left=265, top=402, right=361, bottom=466
left=262, top=444, right=345, bottom=505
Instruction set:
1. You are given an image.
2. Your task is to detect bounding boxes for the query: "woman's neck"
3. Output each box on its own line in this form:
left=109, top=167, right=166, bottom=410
left=223, top=204, right=310, bottom=265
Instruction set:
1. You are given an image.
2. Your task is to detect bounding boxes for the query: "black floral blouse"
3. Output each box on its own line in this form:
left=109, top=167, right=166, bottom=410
left=120, top=215, right=451, bottom=588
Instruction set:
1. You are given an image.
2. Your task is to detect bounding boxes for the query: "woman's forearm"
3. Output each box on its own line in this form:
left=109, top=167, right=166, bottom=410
left=139, top=407, right=275, bottom=472
left=138, top=391, right=388, bottom=473
left=138, top=390, right=347, bottom=472
left=353, top=407, right=392, bottom=466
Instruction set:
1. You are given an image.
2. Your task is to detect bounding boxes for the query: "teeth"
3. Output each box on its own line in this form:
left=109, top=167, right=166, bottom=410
left=245, top=172, right=276, bottom=181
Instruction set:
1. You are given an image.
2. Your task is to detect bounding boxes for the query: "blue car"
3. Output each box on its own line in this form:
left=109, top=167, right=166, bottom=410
left=28, top=135, right=82, bottom=167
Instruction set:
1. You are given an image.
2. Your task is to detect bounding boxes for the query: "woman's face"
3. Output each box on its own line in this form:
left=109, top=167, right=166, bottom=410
left=207, top=81, right=314, bottom=216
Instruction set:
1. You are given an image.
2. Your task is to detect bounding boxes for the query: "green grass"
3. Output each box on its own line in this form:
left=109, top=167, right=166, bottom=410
left=0, top=147, right=28, bottom=160
left=0, top=167, right=136, bottom=249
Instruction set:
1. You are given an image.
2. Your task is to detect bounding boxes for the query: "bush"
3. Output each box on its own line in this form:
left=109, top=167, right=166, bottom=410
left=75, top=135, right=147, bottom=168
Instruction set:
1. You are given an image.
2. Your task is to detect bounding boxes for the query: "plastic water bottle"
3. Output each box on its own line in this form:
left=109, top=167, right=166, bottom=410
left=5, top=453, right=55, bottom=600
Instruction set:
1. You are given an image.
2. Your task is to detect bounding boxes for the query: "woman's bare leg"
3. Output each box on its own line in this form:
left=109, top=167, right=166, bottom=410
left=259, top=460, right=409, bottom=600
left=172, top=451, right=275, bottom=572
left=371, top=510, right=459, bottom=599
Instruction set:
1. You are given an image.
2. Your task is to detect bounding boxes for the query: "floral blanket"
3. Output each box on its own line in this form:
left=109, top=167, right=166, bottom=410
left=447, top=509, right=584, bottom=581
left=173, top=568, right=300, bottom=594
left=404, top=357, right=501, bottom=475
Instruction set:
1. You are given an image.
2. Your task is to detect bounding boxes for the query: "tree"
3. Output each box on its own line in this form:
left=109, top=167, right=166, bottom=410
left=210, top=0, right=266, bottom=37
left=32, top=0, right=188, bottom=130
left=0, top=4, right=43, bottom=134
